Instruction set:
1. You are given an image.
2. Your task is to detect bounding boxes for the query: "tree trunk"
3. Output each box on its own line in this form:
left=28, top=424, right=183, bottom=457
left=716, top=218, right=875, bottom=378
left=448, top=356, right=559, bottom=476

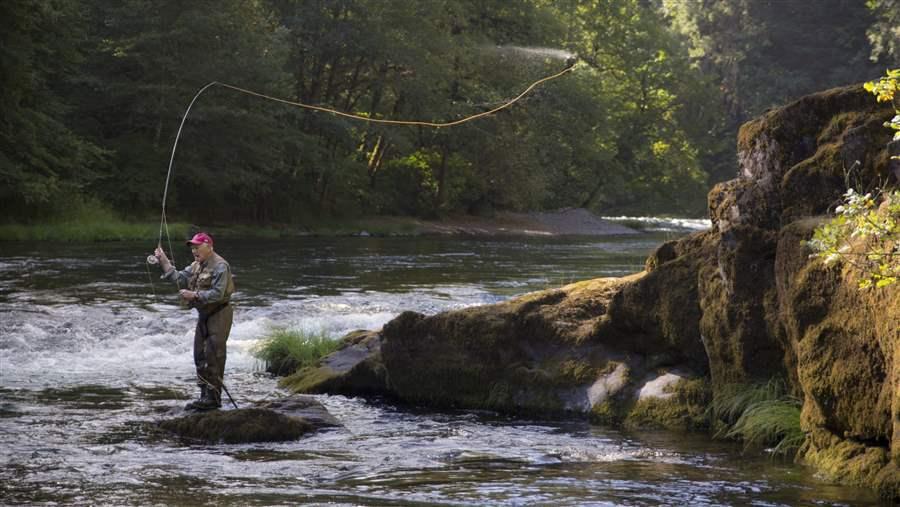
left=434, top=144, right=449, bottom=211
left=367, top=135, right=390, bottom=188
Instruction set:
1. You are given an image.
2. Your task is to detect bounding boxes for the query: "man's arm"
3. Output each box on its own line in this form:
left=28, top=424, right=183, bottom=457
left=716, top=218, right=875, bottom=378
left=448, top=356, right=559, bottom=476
left=160, top=260, right=193, bottom=289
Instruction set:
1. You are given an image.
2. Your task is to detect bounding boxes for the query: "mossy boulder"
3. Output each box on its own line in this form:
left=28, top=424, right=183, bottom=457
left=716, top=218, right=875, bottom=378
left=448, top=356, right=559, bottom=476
left=280, top=330, right=388, bottom=396
left=157, top=395, right=338, bottom=444
left=285, top=276, right=708, bottom=425
left=775, top=219, right=899, bottom=472
left=594, top=231, right=715, bottom=375
left=379, top=278, right=649, bottom=415
left=624, top=376, right=711, bottom=431
left=802, top=428, right=900, bottom=500
left=736, top=85, right=894, bottom=225
left=731, top=84, right=898, bottom=500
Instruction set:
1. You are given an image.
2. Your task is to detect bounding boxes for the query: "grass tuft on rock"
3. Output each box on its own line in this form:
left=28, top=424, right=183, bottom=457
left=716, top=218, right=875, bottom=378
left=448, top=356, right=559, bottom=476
left=252, top=327, right=341, bottom=376
left=711, top=379, right=803, bottom=456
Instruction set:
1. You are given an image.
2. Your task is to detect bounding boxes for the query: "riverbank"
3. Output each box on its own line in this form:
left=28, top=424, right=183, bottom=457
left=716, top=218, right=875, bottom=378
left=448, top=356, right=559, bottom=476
left=0, top=208, right=697, bottom=242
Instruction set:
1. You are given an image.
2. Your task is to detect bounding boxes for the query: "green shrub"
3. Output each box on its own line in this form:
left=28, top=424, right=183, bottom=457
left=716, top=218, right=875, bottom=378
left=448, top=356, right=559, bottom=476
left=251, top=327, right=341, bottom=376
left=808, top=188, right=900, bottom=289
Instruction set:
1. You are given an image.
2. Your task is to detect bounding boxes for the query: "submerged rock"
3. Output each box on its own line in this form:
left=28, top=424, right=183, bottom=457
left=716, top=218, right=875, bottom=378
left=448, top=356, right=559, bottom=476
left=157, top=395, right=339, bottom=444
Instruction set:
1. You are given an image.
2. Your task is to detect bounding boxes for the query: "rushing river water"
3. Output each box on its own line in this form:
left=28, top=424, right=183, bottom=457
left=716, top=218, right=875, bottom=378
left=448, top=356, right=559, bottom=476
left=0, top=225, right=881, bottom=506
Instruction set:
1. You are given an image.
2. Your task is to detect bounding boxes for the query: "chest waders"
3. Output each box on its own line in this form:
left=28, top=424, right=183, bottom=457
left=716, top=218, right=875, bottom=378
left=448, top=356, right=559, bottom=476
left=185, top=256, right=236, bottom=411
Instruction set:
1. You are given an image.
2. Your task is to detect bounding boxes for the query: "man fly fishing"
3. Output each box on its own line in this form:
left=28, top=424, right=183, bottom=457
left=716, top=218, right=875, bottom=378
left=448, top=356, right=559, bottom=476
left=154, top=232, right=235, bottom=411
left=143, top=57, right=576, bottom=411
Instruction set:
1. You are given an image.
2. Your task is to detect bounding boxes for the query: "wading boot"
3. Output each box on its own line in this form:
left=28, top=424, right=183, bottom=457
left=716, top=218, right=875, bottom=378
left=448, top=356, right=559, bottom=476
left=184, top=386, right=208, bottom=411
left=189, top=387, right=221, bottom=411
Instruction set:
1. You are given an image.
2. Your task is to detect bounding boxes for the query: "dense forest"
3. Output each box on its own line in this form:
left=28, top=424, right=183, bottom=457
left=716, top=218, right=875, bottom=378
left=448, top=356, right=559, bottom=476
left=2, top=0, right=897, bottom=224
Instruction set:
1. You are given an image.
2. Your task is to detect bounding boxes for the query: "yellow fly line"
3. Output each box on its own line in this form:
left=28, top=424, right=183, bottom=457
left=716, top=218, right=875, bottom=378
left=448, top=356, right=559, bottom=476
left=155, top=61, right=576, bottom=253
left=216, top=63, right=575, bottom=127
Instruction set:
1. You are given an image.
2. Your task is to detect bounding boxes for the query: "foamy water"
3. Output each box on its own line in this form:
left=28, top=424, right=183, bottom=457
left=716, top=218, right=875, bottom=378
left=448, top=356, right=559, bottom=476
left=0, top=285, right=495, bottom=391
left=602, top=216, right=712, bottom=233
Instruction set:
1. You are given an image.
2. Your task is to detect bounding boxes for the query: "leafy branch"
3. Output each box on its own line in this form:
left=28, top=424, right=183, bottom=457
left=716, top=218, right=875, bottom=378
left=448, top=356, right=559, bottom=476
left=808, top=189, right=900, bottom=289
left=863, top=68, right=900, bottom=153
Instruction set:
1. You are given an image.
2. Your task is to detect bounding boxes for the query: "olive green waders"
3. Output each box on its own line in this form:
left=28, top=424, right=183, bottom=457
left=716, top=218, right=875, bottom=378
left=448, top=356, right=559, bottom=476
left=193, top=303, right=233, bottom=408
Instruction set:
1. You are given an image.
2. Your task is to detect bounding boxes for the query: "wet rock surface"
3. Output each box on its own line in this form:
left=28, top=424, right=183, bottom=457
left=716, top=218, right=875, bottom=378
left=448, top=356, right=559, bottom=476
left=157, top=395, right=339, bottom=444
left=281, top=330, right=387, bottom=396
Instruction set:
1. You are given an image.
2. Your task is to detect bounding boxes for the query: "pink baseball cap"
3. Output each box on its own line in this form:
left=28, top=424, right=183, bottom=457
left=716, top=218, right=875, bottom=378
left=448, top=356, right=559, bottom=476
left=186, top=232, right=214, bottom=246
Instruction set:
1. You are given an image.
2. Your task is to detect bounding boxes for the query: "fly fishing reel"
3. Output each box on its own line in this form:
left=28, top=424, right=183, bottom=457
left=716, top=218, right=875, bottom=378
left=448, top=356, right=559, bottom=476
left=147, top=254, right=159, bottom=265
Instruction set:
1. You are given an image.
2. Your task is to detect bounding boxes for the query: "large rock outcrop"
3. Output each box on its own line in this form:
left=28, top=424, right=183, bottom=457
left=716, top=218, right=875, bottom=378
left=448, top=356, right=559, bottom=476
left=285, top=84, right=899, bottom=498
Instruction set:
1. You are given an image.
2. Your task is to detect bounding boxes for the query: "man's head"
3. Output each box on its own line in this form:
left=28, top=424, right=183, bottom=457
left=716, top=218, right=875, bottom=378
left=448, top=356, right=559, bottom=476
left=186, top=232, right=214, bottom=262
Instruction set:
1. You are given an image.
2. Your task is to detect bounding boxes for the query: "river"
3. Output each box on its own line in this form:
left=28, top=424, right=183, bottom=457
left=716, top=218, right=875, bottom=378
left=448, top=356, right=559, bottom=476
left=0, top=224, right=879, bottom=505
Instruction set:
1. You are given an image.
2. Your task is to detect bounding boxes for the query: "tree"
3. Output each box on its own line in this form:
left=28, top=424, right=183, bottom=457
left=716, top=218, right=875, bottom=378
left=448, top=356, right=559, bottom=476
left=0, top=0, right=106, bottom=221
left=663, top=0, right=887, bottom=185
left=73, top=0, right=293, bottom=221
left=545, top=0, right=716, bottom=215
left=866, top=0, right=900, bottom=64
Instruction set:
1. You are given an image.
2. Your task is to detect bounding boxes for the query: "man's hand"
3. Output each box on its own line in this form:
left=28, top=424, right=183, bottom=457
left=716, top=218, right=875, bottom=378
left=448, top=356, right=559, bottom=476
left=179, top=289, right=199, bottom=301
left=155, top=247, right=172, bottom=271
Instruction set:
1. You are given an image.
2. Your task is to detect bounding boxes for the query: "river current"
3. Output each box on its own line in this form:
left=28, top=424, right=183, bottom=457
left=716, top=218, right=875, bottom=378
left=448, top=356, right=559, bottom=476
left=0, top=224, right=880, bottom=505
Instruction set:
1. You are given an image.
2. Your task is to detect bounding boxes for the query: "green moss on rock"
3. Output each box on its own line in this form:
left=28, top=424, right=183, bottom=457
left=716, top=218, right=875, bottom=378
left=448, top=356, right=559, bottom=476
left=158, top=408, right=314, bottom=444
left=280, top=330, right=387, bottom=396
left=624, top=378, right=711, bottom=431
left=802, top=429, right=900, bottom=501
left=379, top=278, right=636, bottom=414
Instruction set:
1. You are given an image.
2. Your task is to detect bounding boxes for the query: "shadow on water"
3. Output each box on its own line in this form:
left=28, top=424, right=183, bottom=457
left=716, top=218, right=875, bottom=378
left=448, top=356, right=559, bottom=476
left=34, top=384, right=131, bottom=409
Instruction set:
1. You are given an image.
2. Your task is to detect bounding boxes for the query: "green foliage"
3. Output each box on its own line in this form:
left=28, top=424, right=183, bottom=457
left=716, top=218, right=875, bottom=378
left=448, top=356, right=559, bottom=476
left=809, top=189, right=900, bottom=289
left=710, top=379, right=804, bottom=457
left=865, top=0, right=900, bottom=63
left=723, top=399, right=804, bottom=456
left=0, top=0, right=107, bottom=220
left=251, top=327, right=341, bottom=376
left=663, top=0, right=888, bottom=185
left=664, top=0, right=884, bottom=124
left=3, top=1, right=894, bottom=226
left=863, top=68, right=900, bottom=144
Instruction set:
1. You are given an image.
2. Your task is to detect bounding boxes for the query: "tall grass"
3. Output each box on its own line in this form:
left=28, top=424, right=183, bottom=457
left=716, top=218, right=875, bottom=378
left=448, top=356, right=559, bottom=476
left=710, top=379, right=804, bottom=456
left=251, top=327, right=341, bottom=375
left=0, top=200, right=423, bottom=241
left=0, top=199, right=190, bottom=241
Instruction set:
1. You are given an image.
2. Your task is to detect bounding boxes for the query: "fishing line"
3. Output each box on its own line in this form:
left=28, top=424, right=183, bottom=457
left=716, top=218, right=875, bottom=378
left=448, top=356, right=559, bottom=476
left=144, top=260, right=157, bottom=300
left=215, top=63, right=575, bottom=128
left=152, top=62, right=577, bottom=252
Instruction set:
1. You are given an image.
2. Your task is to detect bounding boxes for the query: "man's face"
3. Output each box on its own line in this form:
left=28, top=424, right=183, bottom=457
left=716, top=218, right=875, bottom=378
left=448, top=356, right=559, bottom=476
left=190, top=243, right=213, bottom=263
